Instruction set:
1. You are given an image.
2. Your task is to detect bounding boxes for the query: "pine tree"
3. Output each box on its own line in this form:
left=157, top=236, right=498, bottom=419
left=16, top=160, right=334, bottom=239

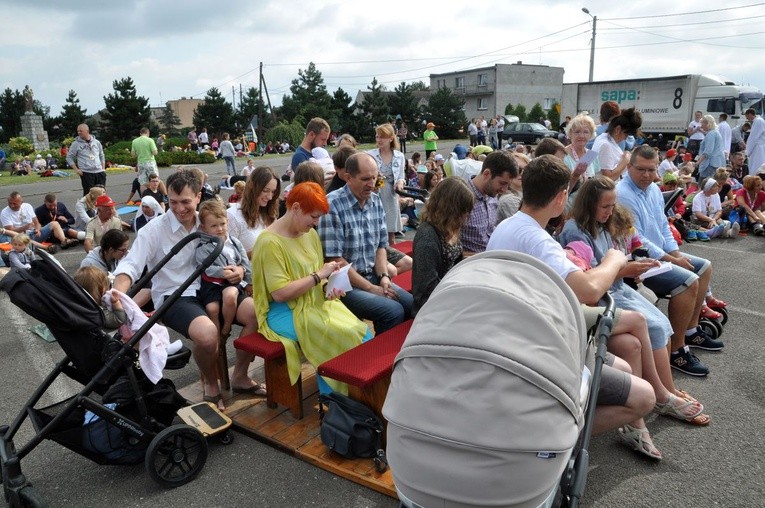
left=360, top=78, right=389, bottom=131
left=235, top=86, right=269, bottom=133
left=422, top=87, right=467, bottom=139
left=101, top=77, right=153, bottom=142
left=59, top=90, right=87, bottom=138
left=279, top=62, right=334, bottom=125
left=158, top=104, right=181, bottom=137
left=388, top=82, right=420, bottom=127
left=193, top=87, right=235, bottom=136
left=0, top=88, right=25, bottom=142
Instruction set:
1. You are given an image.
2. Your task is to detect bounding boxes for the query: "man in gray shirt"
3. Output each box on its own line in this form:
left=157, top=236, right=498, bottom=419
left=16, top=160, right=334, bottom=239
left=67, top=123, right=106, bottom=195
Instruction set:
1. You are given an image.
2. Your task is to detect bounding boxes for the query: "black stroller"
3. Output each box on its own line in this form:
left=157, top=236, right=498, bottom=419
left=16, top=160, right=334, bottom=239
left=0, top=233, right=232, bottom=507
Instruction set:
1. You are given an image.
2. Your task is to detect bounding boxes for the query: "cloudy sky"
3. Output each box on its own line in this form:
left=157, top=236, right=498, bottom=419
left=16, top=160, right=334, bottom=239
left=3, top=0, right=764, bottom=116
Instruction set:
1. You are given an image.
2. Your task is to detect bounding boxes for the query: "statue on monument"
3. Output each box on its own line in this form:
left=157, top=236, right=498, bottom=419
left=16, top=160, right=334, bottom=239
left=23, top=85, right=34, bottom=113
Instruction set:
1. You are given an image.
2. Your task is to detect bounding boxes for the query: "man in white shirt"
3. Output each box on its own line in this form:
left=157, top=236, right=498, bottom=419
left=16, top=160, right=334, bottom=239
left=488, top=155, right=655, bottom=437
left=717, top=113, right=732, bottom=158
left=1, top=191, right=70, bottom=248
left=686, top=110, right=705, bottom=157
left=114, top=169, right=262, bottom=409
left=745, top=108, right=765, bottom=175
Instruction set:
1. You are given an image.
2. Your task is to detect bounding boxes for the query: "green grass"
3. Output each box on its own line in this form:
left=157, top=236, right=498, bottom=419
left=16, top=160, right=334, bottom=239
left=0, top=168, right=135, bottom=187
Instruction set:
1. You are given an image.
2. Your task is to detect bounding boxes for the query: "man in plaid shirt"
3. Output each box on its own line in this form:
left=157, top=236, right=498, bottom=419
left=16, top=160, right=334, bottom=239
left=461, top=151, right=518, bottom=255
left=319, top=152, right=413, bottom=334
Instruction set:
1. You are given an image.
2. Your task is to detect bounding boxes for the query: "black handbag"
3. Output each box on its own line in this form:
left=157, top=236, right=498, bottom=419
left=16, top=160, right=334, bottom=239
left=318, top=392, right=388, bottom=473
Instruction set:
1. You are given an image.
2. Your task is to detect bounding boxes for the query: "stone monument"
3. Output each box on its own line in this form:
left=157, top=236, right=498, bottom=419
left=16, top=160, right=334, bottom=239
left=19, top=85, right=50, bottom=152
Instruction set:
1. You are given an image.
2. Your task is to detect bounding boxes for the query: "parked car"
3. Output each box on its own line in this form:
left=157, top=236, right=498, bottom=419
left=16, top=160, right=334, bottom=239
left=502, top=122, right=558, bottom=144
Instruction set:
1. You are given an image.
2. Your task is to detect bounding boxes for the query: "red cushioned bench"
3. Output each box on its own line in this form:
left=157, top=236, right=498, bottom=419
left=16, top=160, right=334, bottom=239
left=393, top=240, right=413, bottom=257
left=233, top=332, right=303, bottom=419
left=391, top=270, right=412, bottom=293
left=317, top=319, right=413, bottom=422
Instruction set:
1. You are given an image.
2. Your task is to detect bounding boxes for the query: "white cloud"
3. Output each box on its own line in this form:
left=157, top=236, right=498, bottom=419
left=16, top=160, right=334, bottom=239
left=1, top=0, right=763, bottom=116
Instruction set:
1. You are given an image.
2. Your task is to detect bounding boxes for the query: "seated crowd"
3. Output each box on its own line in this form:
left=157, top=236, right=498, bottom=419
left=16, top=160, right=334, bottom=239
left=3, top=109, right=757, bottom=467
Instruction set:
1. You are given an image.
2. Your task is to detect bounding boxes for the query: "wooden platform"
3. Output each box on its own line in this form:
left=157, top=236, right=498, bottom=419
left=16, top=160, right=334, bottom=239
left=178, top=359, right=397, bottom=498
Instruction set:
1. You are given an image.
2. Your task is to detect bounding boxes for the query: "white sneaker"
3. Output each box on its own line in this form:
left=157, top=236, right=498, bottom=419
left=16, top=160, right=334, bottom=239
left=730, top=221, right=740, bottom=238
left=722, top=222, right=731, bottom=238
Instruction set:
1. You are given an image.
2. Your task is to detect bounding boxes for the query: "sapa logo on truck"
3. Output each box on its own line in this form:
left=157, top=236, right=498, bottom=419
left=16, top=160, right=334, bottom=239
left=601, top=89, right=639, bottom=103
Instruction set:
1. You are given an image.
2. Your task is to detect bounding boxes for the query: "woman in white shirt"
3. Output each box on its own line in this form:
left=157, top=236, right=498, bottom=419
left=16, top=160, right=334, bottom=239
left=591, top=107, right=642, bottom=181
left=227, top=166, right=280, bottom=257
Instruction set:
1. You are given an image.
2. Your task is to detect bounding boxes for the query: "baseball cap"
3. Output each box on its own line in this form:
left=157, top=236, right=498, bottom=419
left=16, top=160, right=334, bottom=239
left=665, top=148, right=677, bottom=158
left=453, top=144, right=468, bottom=160
left=434, top=154, right=444, bottom=162
left=662, top=172, right=678, bottom=184
left=95, top=195, right=116, bottom=207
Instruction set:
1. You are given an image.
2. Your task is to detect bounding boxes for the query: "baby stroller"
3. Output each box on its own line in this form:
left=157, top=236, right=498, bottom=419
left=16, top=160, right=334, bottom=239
left=382, top=250, right=615, bottom=508
left=0, top=233, right=232, bottom=507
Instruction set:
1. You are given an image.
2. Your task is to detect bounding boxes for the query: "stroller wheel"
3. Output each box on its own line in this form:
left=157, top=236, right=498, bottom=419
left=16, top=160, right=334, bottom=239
left=17, top=486, right=48, bottom=508
left=146, top=424, right=208, bottom=488
left=217, top=430, right=234, bottom=446
left=715, top=307, right=729, bottom=326
left=697, top=319, right=720, bottom=340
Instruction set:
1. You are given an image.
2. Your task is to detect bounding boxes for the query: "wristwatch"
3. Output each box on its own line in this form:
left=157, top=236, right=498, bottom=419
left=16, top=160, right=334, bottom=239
left=378, top=273, right=390, bottom=280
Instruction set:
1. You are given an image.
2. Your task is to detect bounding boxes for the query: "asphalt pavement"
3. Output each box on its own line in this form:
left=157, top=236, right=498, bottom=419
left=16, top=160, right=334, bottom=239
left=1, top=144, right=764, bottom=507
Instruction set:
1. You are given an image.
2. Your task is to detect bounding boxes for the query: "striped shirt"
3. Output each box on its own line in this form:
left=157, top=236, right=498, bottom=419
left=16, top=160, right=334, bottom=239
left=318, top=185, right=388, bottom=274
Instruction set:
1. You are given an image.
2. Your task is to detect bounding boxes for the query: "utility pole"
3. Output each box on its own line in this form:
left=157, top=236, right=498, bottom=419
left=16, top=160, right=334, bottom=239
left=582, top=8, right=597, bottom=82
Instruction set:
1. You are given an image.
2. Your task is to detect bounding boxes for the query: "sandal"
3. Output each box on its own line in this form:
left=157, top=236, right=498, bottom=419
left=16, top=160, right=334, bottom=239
left=654, top=393, right=704, bottom=421
left=203, top=393, right=225, bottom=411
left=617, top=424, right=662, bottom=460
left=676, top=389, right=697, bottom=402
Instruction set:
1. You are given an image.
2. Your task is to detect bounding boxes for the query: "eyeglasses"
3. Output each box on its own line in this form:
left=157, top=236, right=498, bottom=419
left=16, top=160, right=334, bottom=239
left=115, top=247, right=128, bottom=253
left=631, top=166, right=657, bottom=174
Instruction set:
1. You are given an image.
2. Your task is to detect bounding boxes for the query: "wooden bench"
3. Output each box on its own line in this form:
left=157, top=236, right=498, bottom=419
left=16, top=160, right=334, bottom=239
left=317, top=319, right=413, bottom=422
left=391, top=270, right=412, bottom=293
left=233, top=332, right=303, bottom=419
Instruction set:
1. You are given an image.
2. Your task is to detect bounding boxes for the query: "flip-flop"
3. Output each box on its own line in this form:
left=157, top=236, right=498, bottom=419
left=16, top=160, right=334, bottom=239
left=654, top=393, right=704, bottom=421
left=203, top=393, right=225, bottom=411
left=232, top=383, right=267, bottom=396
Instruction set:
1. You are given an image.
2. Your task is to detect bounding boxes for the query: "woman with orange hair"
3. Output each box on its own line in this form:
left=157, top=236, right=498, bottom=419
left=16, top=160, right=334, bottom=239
left=251, top=182, right=372, bottom=394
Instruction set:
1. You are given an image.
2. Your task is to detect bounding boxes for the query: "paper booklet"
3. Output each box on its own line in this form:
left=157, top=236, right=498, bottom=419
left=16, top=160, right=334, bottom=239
left=325, top=263, right=353, bottom=298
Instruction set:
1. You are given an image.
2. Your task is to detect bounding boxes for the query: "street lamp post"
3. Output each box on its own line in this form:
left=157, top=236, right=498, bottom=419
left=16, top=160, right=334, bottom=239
left=582, top=7, right=597, bottom=82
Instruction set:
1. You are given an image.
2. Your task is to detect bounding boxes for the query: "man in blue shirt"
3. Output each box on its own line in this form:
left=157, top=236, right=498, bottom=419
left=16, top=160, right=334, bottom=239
left=616, top=145, right=721, bottom=377
left=318, top=152, right=412, bottom=334
left=290, top=117, right=330, bottom=171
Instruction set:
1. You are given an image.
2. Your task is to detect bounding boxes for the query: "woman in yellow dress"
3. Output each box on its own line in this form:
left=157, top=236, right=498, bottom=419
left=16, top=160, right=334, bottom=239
left=251, top=182, right=372, bottom=394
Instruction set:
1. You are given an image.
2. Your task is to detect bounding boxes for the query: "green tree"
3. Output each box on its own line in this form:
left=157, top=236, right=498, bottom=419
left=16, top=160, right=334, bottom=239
left=548, top=102, right=561, bottom=130
left=505, top=103, right=527, bottom=122
left=235, top=86, right=270, bottom=133
left=59, top=89, right=87, bottom=138
left=330, top=87, right=355, bottom=134
left=528, top=103, right=546, bottom=125
left=0, top=88, right=25, bottom=142
left=101, top=77, right=153, bottom=142
left=388, top=82, right=420, bottom=128
left=422, top=87, right=466, bottom=139
left=360, top=78, right=389, bottom=130
left=193, top=87, right=235, bottom=136
left=158, top=104, right=182, bottom=137
left=409, top=81, right=430, bottom=91
left=279, top=62, right=335, bottom=125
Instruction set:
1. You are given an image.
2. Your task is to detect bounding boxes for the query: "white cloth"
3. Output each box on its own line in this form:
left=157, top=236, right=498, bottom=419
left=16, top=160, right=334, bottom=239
left=692, top=191, right=722, bottom=217
left=133, top=195, right=163, bottom=231
left=718, top=121, right=732, bottom=155
left=0, top=203, right=36, bottom=231
left=591, top=132, right=623, bottom=173
left=104, top=289, right=169, bottom=384
left=114, top=210, right=201, bottom=307
left=688, top=120, right=704, bottom=141
left=487, top=211, right=579, bottom=281
left=227, top=204, right=265, bottom=254
left=74, top=196, right=93, bottom=231
left=746, top=116, right=765, bottom=176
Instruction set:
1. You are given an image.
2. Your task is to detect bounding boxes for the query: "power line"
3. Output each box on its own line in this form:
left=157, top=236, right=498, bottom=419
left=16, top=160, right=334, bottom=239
left=597, top=13, right=765, bottom=30
left=602, top=2, right=765, bottom=21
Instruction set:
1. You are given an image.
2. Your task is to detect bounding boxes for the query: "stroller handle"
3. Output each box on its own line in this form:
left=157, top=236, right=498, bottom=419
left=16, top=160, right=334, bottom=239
left=564, top=291, right=614, bottom=508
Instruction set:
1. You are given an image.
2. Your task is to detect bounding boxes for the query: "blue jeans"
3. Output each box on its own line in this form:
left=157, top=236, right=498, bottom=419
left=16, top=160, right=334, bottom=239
left=223, top=156, right=236, bottom=176
left=341, top=275, right=413, bottom=335
left=29, top=223, right=54, bottom=243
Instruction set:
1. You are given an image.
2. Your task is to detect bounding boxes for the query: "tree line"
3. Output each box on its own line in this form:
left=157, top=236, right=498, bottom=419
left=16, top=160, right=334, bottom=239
left=0, top=62, right=484, bottom=145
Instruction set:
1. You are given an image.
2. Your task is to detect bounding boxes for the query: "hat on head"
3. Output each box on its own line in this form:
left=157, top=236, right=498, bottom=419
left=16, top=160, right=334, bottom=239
left=35, top=154, right=41, bottom=158
left=682, top=153, right=693, bottom=162
left=453, top=144, right=468, bottom=160
left=662, top=171, right=678, bottom=184
left=564, top=241, right=593, bottom=271
left=426, top=122, right=435, bottom=129
left=311, top=147, right=331, bottom=160
left=416, top=164, right=428, bottom=174
left=434, top=154, right=444, bottom=162
left=46, top=154, right=52, bottom=157
left=95, top=195, right=116, bottom=207
left=665, top=148, right=677, bottom=159
left=703, top=178, right=717, bottom=192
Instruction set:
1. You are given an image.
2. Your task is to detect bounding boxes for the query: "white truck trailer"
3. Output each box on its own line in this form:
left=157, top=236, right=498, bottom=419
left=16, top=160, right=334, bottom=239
left=561, top=74, right=764, bottom=146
